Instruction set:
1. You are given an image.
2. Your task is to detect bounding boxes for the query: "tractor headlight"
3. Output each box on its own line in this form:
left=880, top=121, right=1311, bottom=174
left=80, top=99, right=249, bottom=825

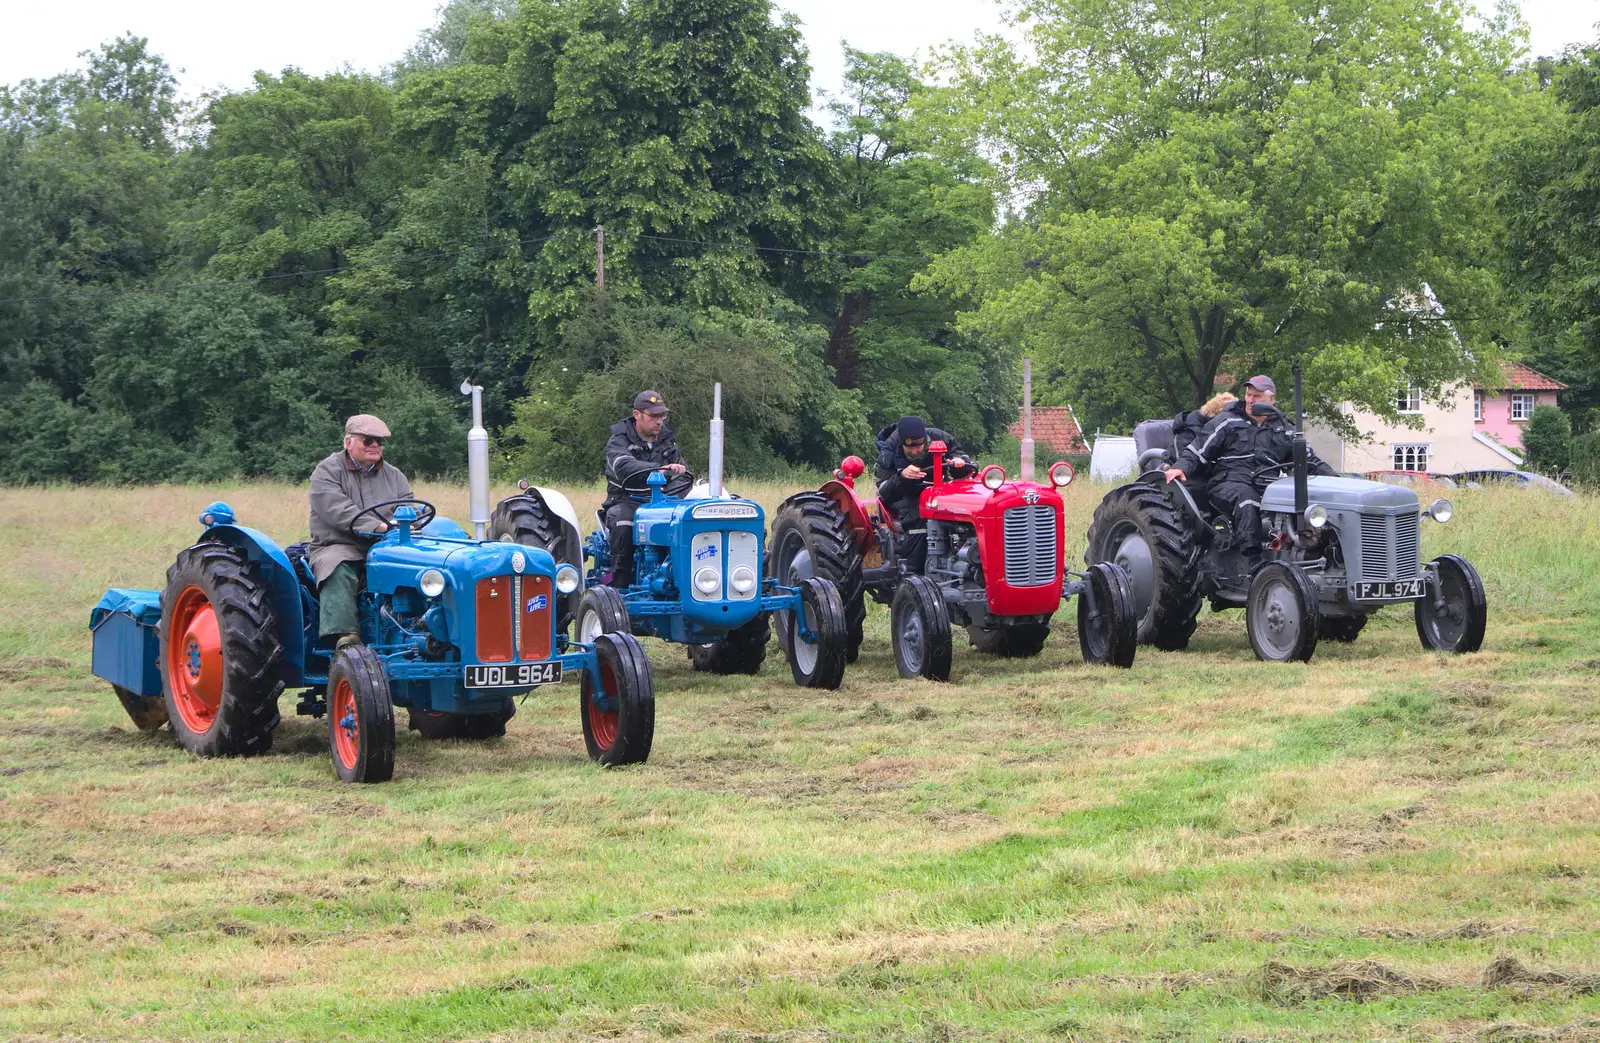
left=1427, top=498, right=1454, bottom=524
left=1305, top=504, right=1328, bottom=529
left=418, top=569, right=446, bottom=598
left=1049, top=461, right=1075, bottom=487
left=981, top=465, right=1006, bottom=490
left=694, top=567, right=721, bottom=597
left=730, top=565, right=756, bottom=595
left=555, top=564, right=581, bottom=594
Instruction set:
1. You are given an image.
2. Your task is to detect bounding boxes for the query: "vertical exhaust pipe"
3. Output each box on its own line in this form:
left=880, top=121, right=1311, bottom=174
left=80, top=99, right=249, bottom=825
left=1020, top=356, right=1035, bottom=482
left=1292, top=362, right=1308, bottom=517
left=462, top=379, right=490, bottom=540
left=708, top=383, right=724, bottom=499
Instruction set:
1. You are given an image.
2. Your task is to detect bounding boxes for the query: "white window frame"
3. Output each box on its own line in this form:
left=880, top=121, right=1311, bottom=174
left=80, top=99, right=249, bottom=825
left=1473, top=390, right=1484, bottom=422
left=1392, top=444, right=1430, bottom=472
left=1510, top=393, right=1535, bottom=422
left=1396, top=384, right=1423, bottom=414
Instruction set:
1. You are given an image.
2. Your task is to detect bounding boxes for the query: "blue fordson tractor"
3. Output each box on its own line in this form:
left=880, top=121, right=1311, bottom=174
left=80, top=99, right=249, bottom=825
left=89, top=384, right=655, bottom=782
left=493, top=385, right=850, bottom=688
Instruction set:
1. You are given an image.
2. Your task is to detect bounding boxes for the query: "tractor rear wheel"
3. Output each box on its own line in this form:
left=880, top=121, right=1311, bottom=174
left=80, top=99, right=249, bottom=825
left=688, top=613, right=771, bottom=675
left=328, top=646, right=395, bottom=783
left=1246, top=562, right=1320, bottom=663
left=1085, top=484, right=1202, bottom=650
left=890, top=575, right=952, bottom=682
left=159, top=542, right=284, bottom=758
left=1318, top=614, right=1369, bottom=643
left=1078, top=562, right=1139, bottom=667
left=784, top=577, right=847, bottom=689
left=581, top=633, right=654, bottom=766
left=1416, top=555, right=1487, bottom=654
left=490, top=495, right=575, bottom=627
left=576, top=586, right=631, bottom=645
left=770, top=492, right=866, bottom=663
left=966, top=623, right=1051, bottom=658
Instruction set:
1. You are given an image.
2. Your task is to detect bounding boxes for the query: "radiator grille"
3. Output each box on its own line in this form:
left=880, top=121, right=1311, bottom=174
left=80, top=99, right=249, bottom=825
left=1394, top=511, right=1420, bottom=580
left=1355, top=511, right=1421, bottom=582
left=1359, top=514, right=1389, bottom=581
left=1002, top=505, right=1059, bottom=587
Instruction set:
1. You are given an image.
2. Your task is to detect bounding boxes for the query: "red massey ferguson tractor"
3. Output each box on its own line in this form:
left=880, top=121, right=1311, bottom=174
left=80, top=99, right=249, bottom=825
left=768, top=442, right=1138, bottom=680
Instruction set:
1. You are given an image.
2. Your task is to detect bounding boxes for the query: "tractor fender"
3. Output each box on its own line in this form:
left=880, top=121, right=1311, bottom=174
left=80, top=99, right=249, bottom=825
left=815, top=479, right=877, bottom=557
left=527, top=485, right=585, bottom=570
left=204, top=524, right=307, bottom=687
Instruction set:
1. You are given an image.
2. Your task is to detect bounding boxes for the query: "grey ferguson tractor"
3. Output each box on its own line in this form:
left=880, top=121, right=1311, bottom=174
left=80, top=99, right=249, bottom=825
left=1085, top=371, right=1487, bottom=662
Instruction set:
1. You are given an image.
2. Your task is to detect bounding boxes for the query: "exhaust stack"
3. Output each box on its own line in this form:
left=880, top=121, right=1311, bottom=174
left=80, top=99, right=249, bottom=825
left=1292, top=362, right=1308, bottom=517
left=1020, top=356, right=1035, bottom=482
left=708, top=383, right=724, bottom=499
left=462, top=379, right=490, bottom=540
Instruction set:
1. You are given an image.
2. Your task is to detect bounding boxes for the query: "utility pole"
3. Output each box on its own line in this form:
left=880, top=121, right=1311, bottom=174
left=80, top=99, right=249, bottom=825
left=595, top=224, right=605, bottom=293
left=1020, top=356, right=1035, bottom=482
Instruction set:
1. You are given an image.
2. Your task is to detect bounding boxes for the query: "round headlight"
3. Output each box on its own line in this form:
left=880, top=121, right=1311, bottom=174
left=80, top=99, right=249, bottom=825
left=1049, top=461, right=1075, bottom=487
left=418, top=569, right=446, bottom=598
left=1428, top=498, right=1454, bottom=523
left=694, top=567, right=721, bottom=596
left=981, top=465, right=1006, bottom=490
left=730, top=565, right=756, bottom=594
left=1305, top=504, right=1328, bottom=529
left=555, top=563, right=581, bottom=594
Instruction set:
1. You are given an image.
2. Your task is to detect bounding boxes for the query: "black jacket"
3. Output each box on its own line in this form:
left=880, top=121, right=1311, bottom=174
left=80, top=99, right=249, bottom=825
left=1177, top=401, right=1334, bottom=486
left=603, top=418, right=682, bottom=506
left=874, top=421, right=969, bottom=521
left=1172, top=408, right=1210, bottom=460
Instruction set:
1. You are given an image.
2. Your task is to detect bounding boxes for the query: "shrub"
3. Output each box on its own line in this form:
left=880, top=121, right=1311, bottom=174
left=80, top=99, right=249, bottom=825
left=1521, top=404, right=1572, bottom=474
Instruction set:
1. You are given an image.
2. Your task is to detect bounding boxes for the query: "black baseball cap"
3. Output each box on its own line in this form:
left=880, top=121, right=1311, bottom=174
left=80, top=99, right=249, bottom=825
left=897, top=416, right=927, bottom=443
left=632, top=390, right=668, bottom=415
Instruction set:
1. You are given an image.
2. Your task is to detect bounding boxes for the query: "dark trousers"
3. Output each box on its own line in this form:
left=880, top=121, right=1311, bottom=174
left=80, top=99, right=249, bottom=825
left=318, top=561, right=364, bottom=638
left=1209, top=479, right=1266, bottom=560
left=604, top=500, right=639, bottom=586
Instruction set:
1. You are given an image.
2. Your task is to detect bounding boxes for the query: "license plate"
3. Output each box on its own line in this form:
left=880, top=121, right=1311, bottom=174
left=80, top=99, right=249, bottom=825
left=464, top=661, right=562, bottom=689
left=1353, top=579, right=1425, bottom=601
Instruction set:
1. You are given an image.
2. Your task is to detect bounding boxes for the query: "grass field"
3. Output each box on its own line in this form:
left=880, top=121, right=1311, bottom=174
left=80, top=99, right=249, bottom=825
left=1, top=479, right=1598, bottom=1042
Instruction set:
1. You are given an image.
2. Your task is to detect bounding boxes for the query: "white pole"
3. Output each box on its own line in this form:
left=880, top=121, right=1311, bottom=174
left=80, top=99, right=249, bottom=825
left=708, top=383, right=724, bottom=499
left=462, top=380, right=490, bottom=540
left=1020, top=357, right=1036, bottom=482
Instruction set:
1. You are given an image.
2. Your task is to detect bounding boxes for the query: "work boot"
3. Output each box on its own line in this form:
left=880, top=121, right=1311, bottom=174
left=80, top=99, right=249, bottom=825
left=335, top=633, right=362, bottom=651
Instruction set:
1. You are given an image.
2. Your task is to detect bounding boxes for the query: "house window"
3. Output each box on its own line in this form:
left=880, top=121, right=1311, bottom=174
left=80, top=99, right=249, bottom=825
left=1396, top=385, right=1422, bottom=414
left=1392, top=444, right=1430, bottom=472
left=1510, top=393, right=1535, bottom=421
left=1473, top=390, right=1484, bottom=422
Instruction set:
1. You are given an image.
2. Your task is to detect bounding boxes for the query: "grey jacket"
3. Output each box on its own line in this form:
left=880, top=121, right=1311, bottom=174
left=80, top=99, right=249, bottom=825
left=308, top=450, right=413, bottom=584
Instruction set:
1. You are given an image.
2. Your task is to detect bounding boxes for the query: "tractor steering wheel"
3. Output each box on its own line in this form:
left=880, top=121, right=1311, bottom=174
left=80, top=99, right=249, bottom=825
left=1252, top=463, right=1291, bottom=483
left=351, top=498, right=437, bottom=541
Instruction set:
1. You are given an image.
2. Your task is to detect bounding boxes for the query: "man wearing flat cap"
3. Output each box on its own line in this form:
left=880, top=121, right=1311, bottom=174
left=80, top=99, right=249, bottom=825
left=601, top=391, right=687, bottom=587
left=874, top=415, right=973, bottom=574
left=1165, top=375, right=1334, bottom=567
left=309, top=414, right=413, bottom=649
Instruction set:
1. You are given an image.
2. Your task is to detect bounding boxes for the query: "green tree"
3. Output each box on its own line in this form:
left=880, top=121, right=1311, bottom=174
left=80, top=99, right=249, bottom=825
left=1521, top=403, right=1572, bottom=475
left=921, top=0, right=1533, bottom=434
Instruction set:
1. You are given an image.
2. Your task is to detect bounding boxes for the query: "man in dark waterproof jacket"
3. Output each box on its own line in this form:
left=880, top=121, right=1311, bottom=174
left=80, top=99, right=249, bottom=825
left=875, top=415, right=974, bottom=573
left=1165, top=375, right=1334, bottom=565
left=602, top=390, right=687, bottom=586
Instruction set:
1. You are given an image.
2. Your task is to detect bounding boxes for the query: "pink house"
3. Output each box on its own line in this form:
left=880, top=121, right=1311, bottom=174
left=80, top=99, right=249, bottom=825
left=1474, top=363, right=1566, bottom=450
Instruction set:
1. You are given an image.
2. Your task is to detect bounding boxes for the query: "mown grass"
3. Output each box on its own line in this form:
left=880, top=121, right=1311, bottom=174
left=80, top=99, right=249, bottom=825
left=1, top=480, right=1597, bottom=1042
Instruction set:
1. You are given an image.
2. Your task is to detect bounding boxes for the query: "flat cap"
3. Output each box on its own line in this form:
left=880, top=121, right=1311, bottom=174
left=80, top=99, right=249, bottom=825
left=631, top=390, right=668, bottom=415
left=1244, top=375, right=1276, bottom=392
left=345, top=414, right=391, bottom=438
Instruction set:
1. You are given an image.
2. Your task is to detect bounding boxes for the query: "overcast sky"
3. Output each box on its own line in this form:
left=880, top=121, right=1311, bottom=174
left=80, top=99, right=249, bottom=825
left=2, top=0, right=1595, bottom=108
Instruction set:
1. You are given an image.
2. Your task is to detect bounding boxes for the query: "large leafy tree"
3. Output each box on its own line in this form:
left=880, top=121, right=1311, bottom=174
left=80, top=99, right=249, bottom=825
left=921, top=0, right=1534, bottom=433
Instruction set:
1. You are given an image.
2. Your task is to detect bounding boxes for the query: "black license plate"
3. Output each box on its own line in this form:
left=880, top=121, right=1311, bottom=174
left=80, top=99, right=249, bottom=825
left=1353, top=579, right=1425, bottom=601
left=464, top=661, right=562, bottom=689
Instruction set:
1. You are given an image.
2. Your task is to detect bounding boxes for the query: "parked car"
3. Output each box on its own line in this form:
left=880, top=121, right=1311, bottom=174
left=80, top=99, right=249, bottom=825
left=1362, top=470, right=1460, bottom=489
left=1446, top=470, right=1576, bottom=497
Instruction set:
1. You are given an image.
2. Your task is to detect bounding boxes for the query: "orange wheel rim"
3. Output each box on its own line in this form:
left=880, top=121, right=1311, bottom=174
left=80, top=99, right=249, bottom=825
left=587, top=660, right=619, bottom=751
left=331, top=677, right=359, bottom=769
left=167, top=585, right=223, bottom=734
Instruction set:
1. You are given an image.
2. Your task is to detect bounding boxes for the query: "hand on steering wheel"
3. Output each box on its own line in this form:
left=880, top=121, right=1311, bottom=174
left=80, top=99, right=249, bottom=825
left=351, top=498, right=437, bottom=541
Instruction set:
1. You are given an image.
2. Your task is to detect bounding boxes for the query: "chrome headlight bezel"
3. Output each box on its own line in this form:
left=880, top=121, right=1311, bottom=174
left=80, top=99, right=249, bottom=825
left=1305, top=504, right=1328, bottom=529
left=694, top=566, right=721, bottom=597
left=1427, top=498, right=1454, bottom=523
left=555, top=563, right=581, bottom=594
left=729, top=564, right=757, bottom=595
left=980, top=464, right=1006, bottom=490
left=418, top=568, right=446, bottom=598
left=1049, top=461, right=1075, bottom=487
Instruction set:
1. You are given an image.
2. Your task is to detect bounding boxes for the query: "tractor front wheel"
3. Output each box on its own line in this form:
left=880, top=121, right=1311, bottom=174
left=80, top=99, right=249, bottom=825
left=1085, top=484, right=1202, bottom=650
left=581, top=633, right=655, bottom=766
left=785, top=577, right=847, bottom=689
left=1416, top=555, right=1487, bottom=654
left=770, top=492, right=867, bottom=664
left=576, top=586, right=631, bottom=645
left=159, top=542, right=284, bottom=757
left=328, top=646, right=395, bottom=783
left=890, top=575, right=952, bottom=682
left=1078, top=562, right=1138, bottom=668
left=1246, top=562, right=1320, bottom=663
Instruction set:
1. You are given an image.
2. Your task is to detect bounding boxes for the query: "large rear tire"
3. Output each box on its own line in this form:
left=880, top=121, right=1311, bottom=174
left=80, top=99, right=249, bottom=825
left=688, top=613, right=772, bottom=675
left=890, top=575, right=952, bottom=682
left=966, top=623, right=1050, bottom=658
left=159, top=542, right=284, bottom=758
left=328, top=646, right=395, bottom=783
left=785, top=577, right=848, bottom=689
left=489, top=495, right=577, bottom=628
left=770, top=492, right=867, bottom=664
left=1416, top=555, right=1487, bottom=654
left=1246, top=562, right=1320, bottom=663
left=1085, top=484, right=1202, bottom=650
left=1078, top=562, right=1139, bottom=668
left=581, top=633, right=655, bottom=766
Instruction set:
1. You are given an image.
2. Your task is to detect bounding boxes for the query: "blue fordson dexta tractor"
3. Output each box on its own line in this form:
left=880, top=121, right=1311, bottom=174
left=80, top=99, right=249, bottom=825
left=89, top=384, right=655, bottom=782
left=492, top=385, right=850, bottom=688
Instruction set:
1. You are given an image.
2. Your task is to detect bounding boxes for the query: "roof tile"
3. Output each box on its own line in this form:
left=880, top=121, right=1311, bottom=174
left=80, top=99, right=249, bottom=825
left=1010, top=407, right=1087, bottom=455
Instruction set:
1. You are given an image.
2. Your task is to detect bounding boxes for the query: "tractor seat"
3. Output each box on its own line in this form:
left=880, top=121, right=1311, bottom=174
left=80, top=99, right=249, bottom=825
left=1134, top=419, right=1176, bottom=471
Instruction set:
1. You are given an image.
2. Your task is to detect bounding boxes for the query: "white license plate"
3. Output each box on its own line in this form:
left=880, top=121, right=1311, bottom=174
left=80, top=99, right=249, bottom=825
left=464, top=661, right=562, bottom=689
left=1353, top=579, right=1425, bottom=600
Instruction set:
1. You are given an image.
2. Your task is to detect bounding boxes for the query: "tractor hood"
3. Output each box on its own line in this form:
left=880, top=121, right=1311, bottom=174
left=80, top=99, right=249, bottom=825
left=634, top=496, right=764, bottom=546
left=366, top=536, right=557, bottom=597
left=1261, top=476, right=1420, bottom=515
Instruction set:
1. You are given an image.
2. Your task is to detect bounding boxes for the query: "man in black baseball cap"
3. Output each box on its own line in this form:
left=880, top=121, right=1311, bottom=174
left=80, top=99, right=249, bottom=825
left=874, top=414, right=973, bottom=573
left=601, top=390, right=687, bottom=586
